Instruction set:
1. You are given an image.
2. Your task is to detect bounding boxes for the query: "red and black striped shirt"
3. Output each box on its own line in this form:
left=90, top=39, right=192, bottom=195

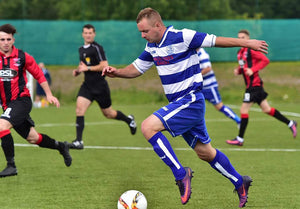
left=0, top=46, right=46, bottom=110
left=237, top=47, right=270, bottom=89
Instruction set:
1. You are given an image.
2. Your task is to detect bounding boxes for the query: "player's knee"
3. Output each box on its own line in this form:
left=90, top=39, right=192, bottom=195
left=76, top=108, right=84, bottom=115
left=141, top=120, right=154, bottom=140
left=141, top=120, right=148, bottom=136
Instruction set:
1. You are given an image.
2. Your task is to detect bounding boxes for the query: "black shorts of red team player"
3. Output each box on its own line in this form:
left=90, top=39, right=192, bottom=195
left=1, top=96, right=35, bottom=139
left=243, top=86, right=268, bottom=105
left=77, top=81, right=112, bottom=109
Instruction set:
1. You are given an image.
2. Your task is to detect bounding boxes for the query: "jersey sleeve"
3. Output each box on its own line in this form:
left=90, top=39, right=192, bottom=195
left=183, top=29, right=216, bottom=49
left=250, top=50, right=270, bottom=73
left=132, top=47, right=154, bottom=74
left=24, top=53, right=47, bottom=84
left=94, top=44, right=107, bottom=62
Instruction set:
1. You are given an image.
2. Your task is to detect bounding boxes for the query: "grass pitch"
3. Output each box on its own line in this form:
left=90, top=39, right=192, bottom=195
left=0, top=102, right=299, bottom=209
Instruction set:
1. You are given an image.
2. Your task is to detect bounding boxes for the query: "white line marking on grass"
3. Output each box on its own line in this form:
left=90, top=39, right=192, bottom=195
left=14, top=143, right=300, bottom=152
left=34, top=105, right=299, bottom=128
left=36, top=121, right=115, bottom=127
left=229, top=104, right=300, bottom=117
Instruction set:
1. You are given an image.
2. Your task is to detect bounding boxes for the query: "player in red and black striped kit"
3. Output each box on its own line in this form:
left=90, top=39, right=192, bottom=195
left=0, top=24, right=72, bottom=177
left=226, top=29, right=297, bottom=146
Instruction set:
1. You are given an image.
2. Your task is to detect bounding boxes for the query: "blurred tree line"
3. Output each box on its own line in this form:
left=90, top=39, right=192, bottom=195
left=0, top=0, right=299, bottom=20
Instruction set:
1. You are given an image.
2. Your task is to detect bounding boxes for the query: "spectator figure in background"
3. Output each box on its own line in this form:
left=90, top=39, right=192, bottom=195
left=103, top=8, right=269, bottom=208
left=68, top=24, right=137, bottom=150
left=0, top=24, right=72, bottom=177
left=197, top=48, right=241, bottom=126
left=34, top=62, right=52, bottom=108
left=226, top=29, right=297, bottom=146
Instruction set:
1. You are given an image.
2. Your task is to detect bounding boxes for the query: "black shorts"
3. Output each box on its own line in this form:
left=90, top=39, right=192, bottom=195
left=77, top=81, right=112, bottom=109
left=243, top=86, right=268, bottom=105
left=1, top=97, right=35, bottom=139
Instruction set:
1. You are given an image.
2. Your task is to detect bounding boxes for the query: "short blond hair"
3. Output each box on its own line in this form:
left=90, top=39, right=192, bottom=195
left=136, top=7, right=163, bottom=26
left=238, top=29, right=250, bottom=36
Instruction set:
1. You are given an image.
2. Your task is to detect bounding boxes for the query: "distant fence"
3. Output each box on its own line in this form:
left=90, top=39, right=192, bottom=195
left=0, top=19, right=299, bottom=65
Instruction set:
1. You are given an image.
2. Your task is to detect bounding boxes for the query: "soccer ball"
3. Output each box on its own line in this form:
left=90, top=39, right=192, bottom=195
left=117, top=190, right=147, bottom=209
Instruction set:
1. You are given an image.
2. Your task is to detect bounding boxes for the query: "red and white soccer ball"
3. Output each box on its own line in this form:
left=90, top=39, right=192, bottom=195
left=117, top=190, right=147, bottom=209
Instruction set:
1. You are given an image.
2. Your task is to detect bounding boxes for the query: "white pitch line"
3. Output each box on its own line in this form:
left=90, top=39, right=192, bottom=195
left=37, top=121, right=115, bottom=127
left=14, top=143, right=300, bottom=152
left=229, top=104, right=300, bottom=117
left=34, top=106, right=299, bottom=128
left=35, top=116, right=296, bottom=128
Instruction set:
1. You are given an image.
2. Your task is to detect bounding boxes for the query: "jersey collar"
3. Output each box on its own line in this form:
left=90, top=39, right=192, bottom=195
left=157, top=25, right=173, bottom=47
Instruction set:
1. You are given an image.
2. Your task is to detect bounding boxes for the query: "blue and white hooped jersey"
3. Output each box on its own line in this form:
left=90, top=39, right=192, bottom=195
left=133, top=26, right=216, bottom=102
left=197, top=48, right=218, bottom=89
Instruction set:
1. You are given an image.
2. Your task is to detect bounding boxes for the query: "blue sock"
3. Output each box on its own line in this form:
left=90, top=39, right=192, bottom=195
left=220, top=105, right=241, bottom=124
left=209, top=149, right=243, bottom=189
left=148, top=132, right=186, bottom=181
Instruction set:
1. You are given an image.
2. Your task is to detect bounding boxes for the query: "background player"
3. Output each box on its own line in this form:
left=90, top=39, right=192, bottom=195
left=0, top=24, right=72, bottom=177
left=103, top=8, right=269, bottom=207
left=34, top=62, right=52, bottom=108
left=226, top=29, right=297, bottom=146
left=69, top=24, right=137, bottom=149
left=197, top=48, right=241, bottom=126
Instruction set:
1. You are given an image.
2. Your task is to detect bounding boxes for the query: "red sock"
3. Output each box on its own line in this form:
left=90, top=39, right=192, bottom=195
left=0, top=129, right=11, bottom=138
left=268, top=107, right=275, bottom=116
left=241, top=113, right=249, bottom=119
left=36, top=133, right=43, bottom=145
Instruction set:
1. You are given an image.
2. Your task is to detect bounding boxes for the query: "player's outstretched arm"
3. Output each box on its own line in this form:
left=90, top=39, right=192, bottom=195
left=102, top=64, right=142, bottom=78
left=40, top=81, right=60, bottom=108
left=215, top=37, right=268, bottom=54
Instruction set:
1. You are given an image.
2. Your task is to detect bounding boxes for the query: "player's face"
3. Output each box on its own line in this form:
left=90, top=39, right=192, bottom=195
left=82, top=28, right=95, bottom=44
left=0, top=32, right=14, bottom=54
left=238, top=32, right=250, bottom=40
left=137, top=18, right=161, bottom=43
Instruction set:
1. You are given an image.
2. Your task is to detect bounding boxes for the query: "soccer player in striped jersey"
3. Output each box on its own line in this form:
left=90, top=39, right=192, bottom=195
left=197, top=48, right=241, bottom=126
left=103, top=8, right=268, bottom=207
left=226, top=29, right=297, bottom=146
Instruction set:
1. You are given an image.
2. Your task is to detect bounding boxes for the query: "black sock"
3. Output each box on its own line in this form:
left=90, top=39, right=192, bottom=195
left=1, top=134, right=15, bottom=167
left=38, top=134, right=63, bottom=151
left=238, top=117, right=249, bottom=138
left=76, top=116, right=84, bottom=141
left=115, top=110, right=131, bottom=124
left=273, top=109, right=290, bottom=125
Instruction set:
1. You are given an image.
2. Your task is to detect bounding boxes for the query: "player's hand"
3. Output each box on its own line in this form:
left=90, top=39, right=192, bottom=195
left=102, top=66, right=117, bottom=77
left=247, top=40, right=268, bottom=54
left=73, top=69, right=80, bottom=77
left=244, top=68, right=253, bottom=76
left=46, top=95, right=60, bottom=108
left=234, top=68, right=239, bottom=76
left=78, top=61, right=88, bottom=72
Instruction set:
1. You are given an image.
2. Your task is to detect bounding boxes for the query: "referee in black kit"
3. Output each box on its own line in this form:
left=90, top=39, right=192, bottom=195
left=69, top=24, right=137, bottom=149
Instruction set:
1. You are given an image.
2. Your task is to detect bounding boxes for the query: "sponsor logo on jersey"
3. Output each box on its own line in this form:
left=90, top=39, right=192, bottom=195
left=13, top=58, right=22, bottom=67
left=0, top=68, right=18, bottom=81
left=166, top=45, right=174, bottom=55
left=85, top=57, right=91, bottom=65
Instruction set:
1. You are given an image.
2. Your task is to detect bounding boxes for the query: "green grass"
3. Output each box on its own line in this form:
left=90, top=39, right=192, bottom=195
left=0, top=102, right=299, bottom=209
